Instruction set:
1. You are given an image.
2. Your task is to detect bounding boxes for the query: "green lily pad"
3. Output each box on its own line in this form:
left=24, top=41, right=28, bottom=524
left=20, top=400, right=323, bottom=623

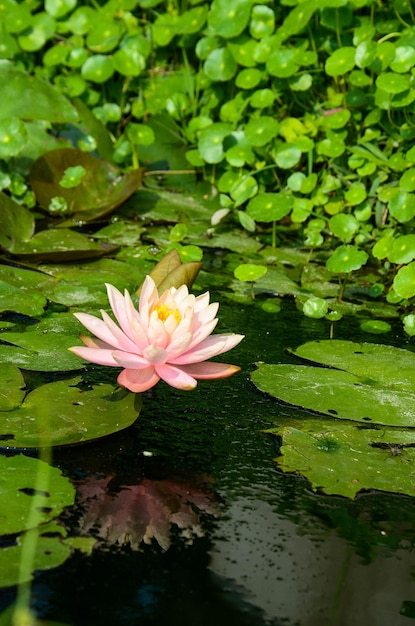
left=1, top=378, right=142, bottom=448
left=0, top=365, right=25, bottom=411
left=30, top=148, right=143, bottom=222
left=0, top=455, right=74, bottom=534
left=0, top=525, right=71, bottom=588
left=0, top=280, right=47, bottom=316
left=291, top=339, right=415, bottom=392
left=267, top=418, right=415, bottom=498
left=234, top=263, right=267, bottom=282
left=251, top=363, right=415, bottom=426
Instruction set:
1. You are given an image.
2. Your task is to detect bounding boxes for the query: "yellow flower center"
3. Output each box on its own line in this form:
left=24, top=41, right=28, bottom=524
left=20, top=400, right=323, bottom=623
left=154, top=303, right=181, bottom=324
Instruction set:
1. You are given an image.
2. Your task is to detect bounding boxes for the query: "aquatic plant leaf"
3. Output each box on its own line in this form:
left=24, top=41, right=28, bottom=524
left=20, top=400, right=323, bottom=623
left=208, top=0, right=252, bottom=38
left=0, top=455, right=75, bottom=535
left=30, top=148, right=143, bottom=222
left=0, top=65, right=78, bottom=123
left=0, top=365, right=25, bottom=411
left=291, top=339, right=415, bottom=392
left=251, top=363, right=415, bottom=426
left=0, top=280, right=47, bottom=316
left=0, top=328, right=85, bottom=371
left=0, top=193, right=34, bottom=253
left=326, top=244, right=368, bottom=273
left=0, top=530, right=71, bottom=588
left=393, top=261, right=415, bottom=299
left=11, top=229, right=119, bottom=262
left=267, top=418, right=415, bottom=498
left=1, top=378, right=142, bottom=447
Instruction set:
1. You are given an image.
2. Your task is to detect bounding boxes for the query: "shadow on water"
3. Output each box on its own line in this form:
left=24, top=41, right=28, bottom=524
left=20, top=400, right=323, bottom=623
left=1, top=297, right=415, bottom=626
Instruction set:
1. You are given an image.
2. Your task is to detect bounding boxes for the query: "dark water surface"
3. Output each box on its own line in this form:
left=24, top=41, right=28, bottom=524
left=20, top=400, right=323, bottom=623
left=2, top=298, right=415, bottom=626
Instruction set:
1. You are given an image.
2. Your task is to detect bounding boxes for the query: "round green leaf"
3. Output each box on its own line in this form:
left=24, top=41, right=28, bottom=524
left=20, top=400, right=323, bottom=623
left=18, top=14, right=55, bottom=52
left=234, top=263, right=268, bottom=282
left=393, top=262, right=415, bottom=299
left=403, top=313, right=415, bottom=336
left=250, top=5, right=275, bottom=39
left=0, top=32, right=18, bottom=59
left=208, top=0, right=252, bottom=38
left=4, top=5, right=32, bottom=34
left=389, top=190, right=415, bottom=222
left=204, top=47, right=237, bottom=82
left=235, top=68, right=262, bottom=89
left=198, top=123, right=232, bottom=163
left=247, top=191, right=293, bottom=222
left=86, top=18, right=122, bottom=53
left=2, top=378, right=142, bottom=448
left=326, top=244, right=368, bottom=273
left=400, top=168, right=415, bottom=192
left=376, top=72, right=411, bottom=94
left=45, top=0, right=76, bottom=18
left=267, top=48, right=299, bottom=78
left=303, top=296, right=329, bottom=319
left=0, top=117, right=27, bottom=158
left=388, top=234, right=415, bottom=264
left=360, top=320, right=392, bottom=334
left=390, top=46, right=415, bottom=73
left=81, top=55, right=114, bottom=83
left=227, top=35, right=258, bottom=67
left=325, top=47, right=356, bottom=76
left=112, top=48, right=146, bottom=77
left=250, top=88, right=275, bottom=108
left=126, top=123, right=155, bottom=146
left=274, top=145, right=301, bottom=169
left=355, top=40, right=377, bottom=68
left=244, top=116, right=279, bottom=147
left=329, top=214, right=360, bottom=243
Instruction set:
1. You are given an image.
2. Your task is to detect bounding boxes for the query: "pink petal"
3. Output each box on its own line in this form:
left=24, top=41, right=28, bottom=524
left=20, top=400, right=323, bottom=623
left=138, top=276, right=159, bottom=324
left=74, top=312, right=120, bottom=348
left=69, top=346, right=120, bottom=366
left=165, top=331, right=193, bottom=360
left=143, top=345, right=168, bottom=365
left=155, top=364, right=197, bottom=390
left=101, top=310, right=138, bottom=352
left=185, top=317, right=218, bottom=352
left=179, top=362, right=241, bottom=380
left=170, top=333, right=244, bottom=365
left=112, top=350, right=149, bottom=368
left=105, top=284, right=135, bottom=339
left=117, top=366, right=160, bottom=392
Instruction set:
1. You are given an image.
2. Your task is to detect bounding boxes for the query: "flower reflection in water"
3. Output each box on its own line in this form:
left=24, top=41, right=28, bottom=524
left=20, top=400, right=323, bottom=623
left=76, top=474, right=220, bottom=551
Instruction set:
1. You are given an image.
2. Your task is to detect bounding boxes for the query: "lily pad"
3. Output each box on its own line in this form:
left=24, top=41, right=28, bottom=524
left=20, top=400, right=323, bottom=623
left=267, top=418, right=415, bottom=498
left=30, top=148, right=143, bottom=222
left=291, top=340, right=415, bottom=392
left=1, top=378, right=142, bottom=447
left=251, top=363, right=415, bottom=426
left=0, top=365, right=25, bottom=411
left=0, top=455, right=75, bottom=534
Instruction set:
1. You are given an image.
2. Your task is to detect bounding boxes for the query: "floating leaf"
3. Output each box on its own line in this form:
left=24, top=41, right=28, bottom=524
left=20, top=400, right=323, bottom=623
left=0, top=365, right=25, bottom=411
left=234, top=263, right=267, bottom=282
left=0, top=455, right=75, bottom=534
left=1, top=378, right=142, bottom=448
left=30, top=148, right=143, bottom=222
left=267, top=418, right=415, bottom=498
left=251, top=363, right=415, bottom=426
left=302, top=296, right=328, bottom=319
left=360, top=320, right=391, bottom=334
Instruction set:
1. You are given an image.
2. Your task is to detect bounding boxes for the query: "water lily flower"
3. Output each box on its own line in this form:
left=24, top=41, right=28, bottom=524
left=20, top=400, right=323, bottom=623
left=70, top=276, right=244, bottom=392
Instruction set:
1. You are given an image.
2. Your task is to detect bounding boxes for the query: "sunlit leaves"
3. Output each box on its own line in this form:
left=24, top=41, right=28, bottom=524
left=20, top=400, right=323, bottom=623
left=326, top=244, right=368, bottom=273
left=208, top=0, right=252, bottom=38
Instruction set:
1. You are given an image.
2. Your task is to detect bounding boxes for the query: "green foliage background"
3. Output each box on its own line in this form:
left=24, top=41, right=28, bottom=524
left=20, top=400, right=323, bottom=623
left=1, top=0, right=415, bottom=328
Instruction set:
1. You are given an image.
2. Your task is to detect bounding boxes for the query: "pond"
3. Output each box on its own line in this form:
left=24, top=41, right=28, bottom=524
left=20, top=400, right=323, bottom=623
left=1, top=294, right=414, bottom=626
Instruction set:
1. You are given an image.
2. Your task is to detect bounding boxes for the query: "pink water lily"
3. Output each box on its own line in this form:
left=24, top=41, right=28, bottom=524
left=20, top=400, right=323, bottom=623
left=69, top=276, right=244, bottom=392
